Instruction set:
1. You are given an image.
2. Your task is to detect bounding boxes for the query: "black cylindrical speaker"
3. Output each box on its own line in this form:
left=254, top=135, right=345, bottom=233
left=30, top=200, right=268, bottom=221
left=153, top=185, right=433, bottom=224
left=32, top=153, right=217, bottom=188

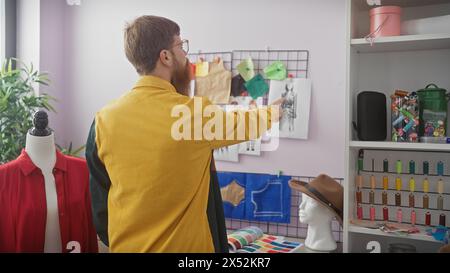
left=355, top=91, right=387, bottom=141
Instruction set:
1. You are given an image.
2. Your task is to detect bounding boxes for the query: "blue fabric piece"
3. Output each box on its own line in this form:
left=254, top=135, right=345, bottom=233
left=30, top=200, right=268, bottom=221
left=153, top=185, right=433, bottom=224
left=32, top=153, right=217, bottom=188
left=217, top=172, right=246, bottom=220
left=245, top=174, right=291, bottom=223
left=426, top=226, right=449, bottom=242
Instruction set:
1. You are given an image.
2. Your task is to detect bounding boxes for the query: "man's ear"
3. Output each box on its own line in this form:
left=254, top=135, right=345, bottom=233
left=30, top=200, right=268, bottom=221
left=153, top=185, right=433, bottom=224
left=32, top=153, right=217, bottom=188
left=159, top=50, right=173, bottom=67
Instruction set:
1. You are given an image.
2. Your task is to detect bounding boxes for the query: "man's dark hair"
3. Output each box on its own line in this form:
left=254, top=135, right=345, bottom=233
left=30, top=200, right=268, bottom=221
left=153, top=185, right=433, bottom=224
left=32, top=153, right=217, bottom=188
left=124, top=15, right=180, bottom=75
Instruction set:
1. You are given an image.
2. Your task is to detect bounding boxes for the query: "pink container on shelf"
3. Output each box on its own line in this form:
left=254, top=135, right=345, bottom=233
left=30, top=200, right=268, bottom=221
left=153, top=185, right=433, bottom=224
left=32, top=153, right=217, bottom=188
left=369, top=6, right=402, bottom=38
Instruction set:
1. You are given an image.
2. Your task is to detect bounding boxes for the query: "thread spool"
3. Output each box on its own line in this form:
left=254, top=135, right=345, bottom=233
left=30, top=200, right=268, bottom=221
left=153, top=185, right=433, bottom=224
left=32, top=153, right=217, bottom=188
left=409, top=160, right=415, bottom=174
left=411, top=210, right=416, bottom=226
left=369, top=191, right=375, bottom=205
left=423, top=178, right=429, bottom=193
left=409, top=178, right=415, bottom=192
left=437, top=161, right=444, bottom=176
left=438, top=179, right=444, bottom=195
left=396, top=177, right=402, bottom=191
left=395, top=193, right=401, bottom=206
left=382, top=191, right=388, bottom=205
left=439, top=214, right=446, bottom=226
left=397, top=208, right=402, bottom=223
left=423, top=194, right=429, bottom=209
left=358, top=152, right=364, bottom=172
left=356, top=190, right=362, bottom=204
left=356, top=175, right=363, bottom=189
left=396, top=160, right=402, bottom=174
left=370, top=206, right=376, bottom=221
left=383, top=207, right=389, bottom=221
left=409, top=193, right=415, bottom=208
left=383, top=176, right=389, bottom=190
left=438, top=195, right=444, bottom=210
left=370, top=175, right=376, bottom=190
left=425, top=212, right=431, bottom=226
left=423, top=161, right=429, bottom=175
left=383, top=159, right=389, bottom=173
left=357, top=205, right=363, bottom=220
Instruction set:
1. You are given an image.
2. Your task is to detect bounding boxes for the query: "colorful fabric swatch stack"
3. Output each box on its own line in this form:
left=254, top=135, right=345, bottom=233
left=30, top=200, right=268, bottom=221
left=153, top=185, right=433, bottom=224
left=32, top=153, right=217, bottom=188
left=227, top=226, right=302, bottom=253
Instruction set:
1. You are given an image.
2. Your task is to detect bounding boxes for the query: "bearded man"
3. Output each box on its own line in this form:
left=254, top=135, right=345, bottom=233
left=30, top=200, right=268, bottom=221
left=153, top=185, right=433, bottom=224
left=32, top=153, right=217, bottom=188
left=85, top=15, right=283, bottom=253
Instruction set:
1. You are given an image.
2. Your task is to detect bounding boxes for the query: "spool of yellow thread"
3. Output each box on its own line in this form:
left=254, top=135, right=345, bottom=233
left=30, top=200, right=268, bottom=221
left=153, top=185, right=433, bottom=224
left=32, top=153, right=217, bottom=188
left=383, top=176, right=389, bottom=191
left=409, top=178, right=415, bottom=192
left=423, top=178, right=429, bottom=193
left=396, top=177, right=402, bottom=191
left=438, top=179, right=444, bottom=195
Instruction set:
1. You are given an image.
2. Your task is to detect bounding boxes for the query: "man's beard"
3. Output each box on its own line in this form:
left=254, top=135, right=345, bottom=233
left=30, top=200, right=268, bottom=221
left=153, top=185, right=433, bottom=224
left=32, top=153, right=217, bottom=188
left=171, top=58, right=192, bottom=96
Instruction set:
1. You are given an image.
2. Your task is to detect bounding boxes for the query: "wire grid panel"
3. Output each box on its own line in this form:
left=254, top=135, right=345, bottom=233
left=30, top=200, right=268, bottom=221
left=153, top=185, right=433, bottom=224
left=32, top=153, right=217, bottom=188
left=225, top=176, right=344, bottom=242
left=188, top=51, right=232, bottom=71
left=232, top=50, right=309, bottom=104
left=189, top=50, right=309, bottom=105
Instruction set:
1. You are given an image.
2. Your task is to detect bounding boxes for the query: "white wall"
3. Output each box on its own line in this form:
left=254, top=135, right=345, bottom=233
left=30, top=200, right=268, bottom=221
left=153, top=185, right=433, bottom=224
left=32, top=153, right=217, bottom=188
left=0, top=0, right=5, bottom=61
left=41, top=0, right=347, bottom=178
left=16, top=0, right=40, bottom=84
left=40, top=0, right=68, bottom=146
left=16, top=0, right=67, bottom=146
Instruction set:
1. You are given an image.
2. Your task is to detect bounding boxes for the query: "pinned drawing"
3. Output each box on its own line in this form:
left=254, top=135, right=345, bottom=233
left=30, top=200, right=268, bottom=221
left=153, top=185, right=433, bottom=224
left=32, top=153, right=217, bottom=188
left=228, top=96, right=263, bottom=156
left=214, top=144, right=239, bottom=162
left=268, top=78, right=312, bottom=139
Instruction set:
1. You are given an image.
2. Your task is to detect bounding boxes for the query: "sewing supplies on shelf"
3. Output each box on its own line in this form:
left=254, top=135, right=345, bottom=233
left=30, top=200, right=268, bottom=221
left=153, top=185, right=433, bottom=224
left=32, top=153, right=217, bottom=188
left=417, top=84, right=449, bottom=141
left=354, top=150, right=448, bottom=237
left=391, top=90, right=419, bottom=142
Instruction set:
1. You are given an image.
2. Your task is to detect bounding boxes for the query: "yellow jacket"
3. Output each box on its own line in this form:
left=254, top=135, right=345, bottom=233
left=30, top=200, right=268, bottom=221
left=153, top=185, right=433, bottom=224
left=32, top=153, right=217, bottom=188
left=92, top=76, right=272, bottom=252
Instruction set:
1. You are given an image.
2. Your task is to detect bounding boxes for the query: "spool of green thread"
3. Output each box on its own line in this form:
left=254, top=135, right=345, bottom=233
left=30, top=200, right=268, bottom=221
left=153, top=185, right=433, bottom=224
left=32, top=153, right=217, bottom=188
left=437, top=161, right=444, bottom=176
left=358, top=158, right=363, bottom=172
left=396, top=160, right=402, bottom=174
left=409, top=160, right=415, bottom=174
left=383, top=159, right=389, bottom=173
left=423, top=161, right=429, bottom=175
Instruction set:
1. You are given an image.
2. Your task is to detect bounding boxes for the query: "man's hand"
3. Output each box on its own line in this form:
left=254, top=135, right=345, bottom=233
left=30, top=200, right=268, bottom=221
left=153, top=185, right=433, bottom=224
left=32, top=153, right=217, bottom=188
left=269, top=97, right=285, bottom=123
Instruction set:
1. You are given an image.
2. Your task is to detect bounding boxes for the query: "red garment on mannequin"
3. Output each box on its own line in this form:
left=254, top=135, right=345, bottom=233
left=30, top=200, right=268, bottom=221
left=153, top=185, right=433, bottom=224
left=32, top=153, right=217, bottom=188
left=0, top=149, right=98, bottom=253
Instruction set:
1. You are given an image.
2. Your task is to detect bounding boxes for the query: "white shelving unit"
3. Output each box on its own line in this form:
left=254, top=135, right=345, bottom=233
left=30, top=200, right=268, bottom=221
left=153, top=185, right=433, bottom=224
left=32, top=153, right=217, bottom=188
left=351, top=33, right=450, bottom=53
left=349, top=141, right=450, bottom=151
left=344, top=0, right=450, bottom=253
left=348, top=223, right=436, bottom=242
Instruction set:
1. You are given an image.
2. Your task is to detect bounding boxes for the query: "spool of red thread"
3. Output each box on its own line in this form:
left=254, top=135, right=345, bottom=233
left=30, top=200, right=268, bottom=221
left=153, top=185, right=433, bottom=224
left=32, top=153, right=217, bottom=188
left=425, top=212, right=431, bottom=226
left=411, top=210, right=416, bottom=226
left=370, top=206, right=376, bottom=221
left=357, top=205, right=363, bottom=220
left=439, top=214, right=446, bottom=226
left=397, top=208, right=402, bottom=223
left=383, top=207, right=389, bottom=221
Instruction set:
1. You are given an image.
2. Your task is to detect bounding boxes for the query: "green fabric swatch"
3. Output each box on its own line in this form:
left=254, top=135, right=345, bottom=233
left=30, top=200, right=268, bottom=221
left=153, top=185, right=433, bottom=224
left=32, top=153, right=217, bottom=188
left=237, top=58, right=255, bottom=82
left=244, top=74, right=269, bottom=99
left=263, top=61, right=287, bottom=81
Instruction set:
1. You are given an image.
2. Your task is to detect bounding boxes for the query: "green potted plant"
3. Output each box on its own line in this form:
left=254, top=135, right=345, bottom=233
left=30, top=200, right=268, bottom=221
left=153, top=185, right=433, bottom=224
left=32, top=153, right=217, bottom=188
left=56, top=142, right=86, bottom=158
left=0, top=59, right=56, bottom=164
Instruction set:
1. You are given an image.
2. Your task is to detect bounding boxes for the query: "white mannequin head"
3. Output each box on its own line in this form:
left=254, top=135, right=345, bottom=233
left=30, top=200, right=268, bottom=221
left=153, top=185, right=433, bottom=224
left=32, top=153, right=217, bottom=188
left=299, top=193, right=337, bottom=252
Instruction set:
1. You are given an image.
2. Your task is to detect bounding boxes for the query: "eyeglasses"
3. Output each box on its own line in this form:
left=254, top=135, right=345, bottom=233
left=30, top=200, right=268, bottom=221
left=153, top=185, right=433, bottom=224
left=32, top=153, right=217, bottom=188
left=171, top=39, right=189, bottom=54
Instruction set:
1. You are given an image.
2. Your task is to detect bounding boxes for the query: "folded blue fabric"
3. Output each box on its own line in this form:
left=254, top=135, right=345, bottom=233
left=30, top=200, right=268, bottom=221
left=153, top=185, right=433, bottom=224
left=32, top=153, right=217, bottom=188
left=246, top=174, right=291, bottom=223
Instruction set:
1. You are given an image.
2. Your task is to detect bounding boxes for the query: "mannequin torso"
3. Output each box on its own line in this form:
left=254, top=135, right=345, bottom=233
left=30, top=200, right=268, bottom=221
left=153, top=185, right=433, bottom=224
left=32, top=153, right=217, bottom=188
left=25, top=132, right=62, bottom=253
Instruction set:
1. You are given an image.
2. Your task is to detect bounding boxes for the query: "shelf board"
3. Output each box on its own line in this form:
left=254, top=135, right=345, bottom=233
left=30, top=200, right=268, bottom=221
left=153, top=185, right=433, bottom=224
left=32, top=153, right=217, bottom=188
left=354, top=0, right=450, bottom=11
left=349, top=223, right=441, bottom=243
left=349, top=141, right=450, bottom=151
left=351, top=33, right=450, bottom=53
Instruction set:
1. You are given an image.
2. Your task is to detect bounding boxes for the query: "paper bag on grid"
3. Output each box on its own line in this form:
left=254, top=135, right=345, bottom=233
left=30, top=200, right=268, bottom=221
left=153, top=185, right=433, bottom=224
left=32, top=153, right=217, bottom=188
left=195, top=59, right=231, bottom=104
